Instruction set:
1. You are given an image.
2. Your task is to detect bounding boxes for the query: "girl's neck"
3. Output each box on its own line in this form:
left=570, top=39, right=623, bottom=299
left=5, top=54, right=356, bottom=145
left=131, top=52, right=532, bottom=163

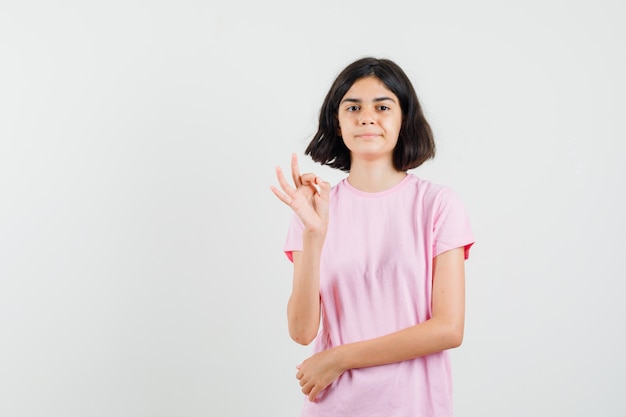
left=347, top=160, right=407, bottom=193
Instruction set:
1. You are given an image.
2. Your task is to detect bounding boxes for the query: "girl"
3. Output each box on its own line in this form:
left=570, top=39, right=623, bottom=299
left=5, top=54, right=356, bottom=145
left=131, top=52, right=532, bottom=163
left=271, top=57, right=474, bottom=417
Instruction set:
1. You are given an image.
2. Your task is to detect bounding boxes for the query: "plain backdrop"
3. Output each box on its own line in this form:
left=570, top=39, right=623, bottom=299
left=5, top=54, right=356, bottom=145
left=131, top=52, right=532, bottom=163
left=1, top=1, right=625, bottom=416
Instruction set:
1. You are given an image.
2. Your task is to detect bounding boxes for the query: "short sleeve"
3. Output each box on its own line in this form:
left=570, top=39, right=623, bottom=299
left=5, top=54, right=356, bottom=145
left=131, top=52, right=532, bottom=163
left=433, top=188, right=475, bottom=259
left=283, top=213, right=304, bottom=263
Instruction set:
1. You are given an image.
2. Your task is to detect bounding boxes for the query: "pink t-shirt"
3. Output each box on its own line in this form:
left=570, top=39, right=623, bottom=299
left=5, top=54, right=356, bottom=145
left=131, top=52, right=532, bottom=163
left=283, top=174, right=474, bottom=417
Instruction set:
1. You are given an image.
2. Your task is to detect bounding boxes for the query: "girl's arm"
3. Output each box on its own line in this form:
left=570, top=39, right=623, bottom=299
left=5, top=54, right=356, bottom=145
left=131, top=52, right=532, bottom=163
left=288, top=235, right=324, bottom=344
left=296, top=246, right=466, bottom=400
left=271, top=153, right=330, bottom=345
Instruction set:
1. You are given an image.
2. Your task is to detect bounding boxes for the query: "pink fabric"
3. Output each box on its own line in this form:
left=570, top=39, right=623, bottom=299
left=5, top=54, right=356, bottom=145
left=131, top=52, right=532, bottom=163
left=283, top=174, right=474, bottom=417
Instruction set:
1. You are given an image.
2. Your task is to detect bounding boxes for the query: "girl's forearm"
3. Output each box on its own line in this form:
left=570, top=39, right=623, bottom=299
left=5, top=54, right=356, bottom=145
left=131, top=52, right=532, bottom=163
left=287, top=232, right=325, bottom=345
left=335, top=317, right=464, bottom=371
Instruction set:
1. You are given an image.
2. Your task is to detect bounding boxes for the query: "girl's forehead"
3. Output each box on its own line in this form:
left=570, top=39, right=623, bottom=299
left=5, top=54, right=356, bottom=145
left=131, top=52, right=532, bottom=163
left=350, top=76, right=385, bottom=88
left=343, top=76, right=396, bottom=98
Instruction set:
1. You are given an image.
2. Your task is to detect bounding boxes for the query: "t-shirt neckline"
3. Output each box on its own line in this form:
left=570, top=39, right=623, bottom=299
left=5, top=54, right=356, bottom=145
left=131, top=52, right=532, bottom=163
left=341, top=174, right=412, bottom=198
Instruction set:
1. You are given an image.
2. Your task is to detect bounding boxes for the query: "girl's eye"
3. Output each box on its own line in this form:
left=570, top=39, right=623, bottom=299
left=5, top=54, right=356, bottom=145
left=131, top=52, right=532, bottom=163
left=347, top=105, right=359, bottom=112
left=378, top=105, right=390, bottom=111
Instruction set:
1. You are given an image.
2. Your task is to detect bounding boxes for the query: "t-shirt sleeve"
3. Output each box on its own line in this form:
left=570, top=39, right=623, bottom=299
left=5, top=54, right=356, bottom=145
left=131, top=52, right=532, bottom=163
left=433, top=187, right=475, bottom=259
left=283, top=213, right=304, bottom=263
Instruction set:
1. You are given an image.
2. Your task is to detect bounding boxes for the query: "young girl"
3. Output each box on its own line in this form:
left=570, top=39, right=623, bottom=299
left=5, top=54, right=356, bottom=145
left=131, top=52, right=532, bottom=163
left=271, top=57, right=474, bottom=417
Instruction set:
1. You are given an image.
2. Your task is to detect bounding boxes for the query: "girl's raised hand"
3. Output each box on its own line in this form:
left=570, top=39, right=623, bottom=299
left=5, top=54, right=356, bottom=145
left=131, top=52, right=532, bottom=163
left=271, top=153, right=330, bottom=234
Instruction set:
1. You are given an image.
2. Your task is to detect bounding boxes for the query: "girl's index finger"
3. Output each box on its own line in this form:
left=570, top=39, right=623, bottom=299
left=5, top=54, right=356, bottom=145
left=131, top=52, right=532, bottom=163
left=291, top=152, right=302, bottom=187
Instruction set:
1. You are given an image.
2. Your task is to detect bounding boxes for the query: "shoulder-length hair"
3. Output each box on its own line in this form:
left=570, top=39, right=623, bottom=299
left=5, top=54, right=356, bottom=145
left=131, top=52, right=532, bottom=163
left=305, top=57, right=435, bottom=172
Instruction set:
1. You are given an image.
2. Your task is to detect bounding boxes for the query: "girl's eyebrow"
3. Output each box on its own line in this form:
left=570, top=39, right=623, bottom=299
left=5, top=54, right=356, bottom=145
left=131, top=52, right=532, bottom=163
left=340, top=96, right=397, bottom=104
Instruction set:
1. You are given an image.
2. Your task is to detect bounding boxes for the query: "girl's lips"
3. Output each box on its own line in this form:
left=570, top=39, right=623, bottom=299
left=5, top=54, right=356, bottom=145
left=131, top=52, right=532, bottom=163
left=356, top=133, right=381, bottom=139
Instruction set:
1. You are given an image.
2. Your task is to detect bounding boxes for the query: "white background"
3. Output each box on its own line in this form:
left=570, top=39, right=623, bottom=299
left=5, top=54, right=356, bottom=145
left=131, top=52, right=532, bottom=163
left=1, top=1, right=625, bottom=416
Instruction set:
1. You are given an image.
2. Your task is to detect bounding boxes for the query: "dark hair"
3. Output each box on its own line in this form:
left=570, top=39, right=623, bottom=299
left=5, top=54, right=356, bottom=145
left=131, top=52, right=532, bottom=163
left=305, top=57, right=435, bottom=172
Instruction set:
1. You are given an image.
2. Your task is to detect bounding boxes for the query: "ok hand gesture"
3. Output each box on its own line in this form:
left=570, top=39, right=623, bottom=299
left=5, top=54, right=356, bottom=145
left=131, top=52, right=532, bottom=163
left=271, top=153, right=330, bottom=235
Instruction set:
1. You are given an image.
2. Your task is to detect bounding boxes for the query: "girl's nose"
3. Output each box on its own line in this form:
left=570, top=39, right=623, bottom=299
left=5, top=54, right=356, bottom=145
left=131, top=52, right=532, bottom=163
left=359, top=109, right=375, bottom=125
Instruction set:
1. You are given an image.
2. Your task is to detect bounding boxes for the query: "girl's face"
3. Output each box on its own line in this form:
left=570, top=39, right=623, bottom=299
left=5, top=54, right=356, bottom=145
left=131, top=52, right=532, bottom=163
left=337, top=76, right=403, bottom=164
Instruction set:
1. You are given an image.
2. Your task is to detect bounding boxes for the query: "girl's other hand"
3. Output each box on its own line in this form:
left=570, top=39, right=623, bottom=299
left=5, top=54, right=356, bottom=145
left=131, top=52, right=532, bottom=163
left=296, top=348, right=345, bottom=402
